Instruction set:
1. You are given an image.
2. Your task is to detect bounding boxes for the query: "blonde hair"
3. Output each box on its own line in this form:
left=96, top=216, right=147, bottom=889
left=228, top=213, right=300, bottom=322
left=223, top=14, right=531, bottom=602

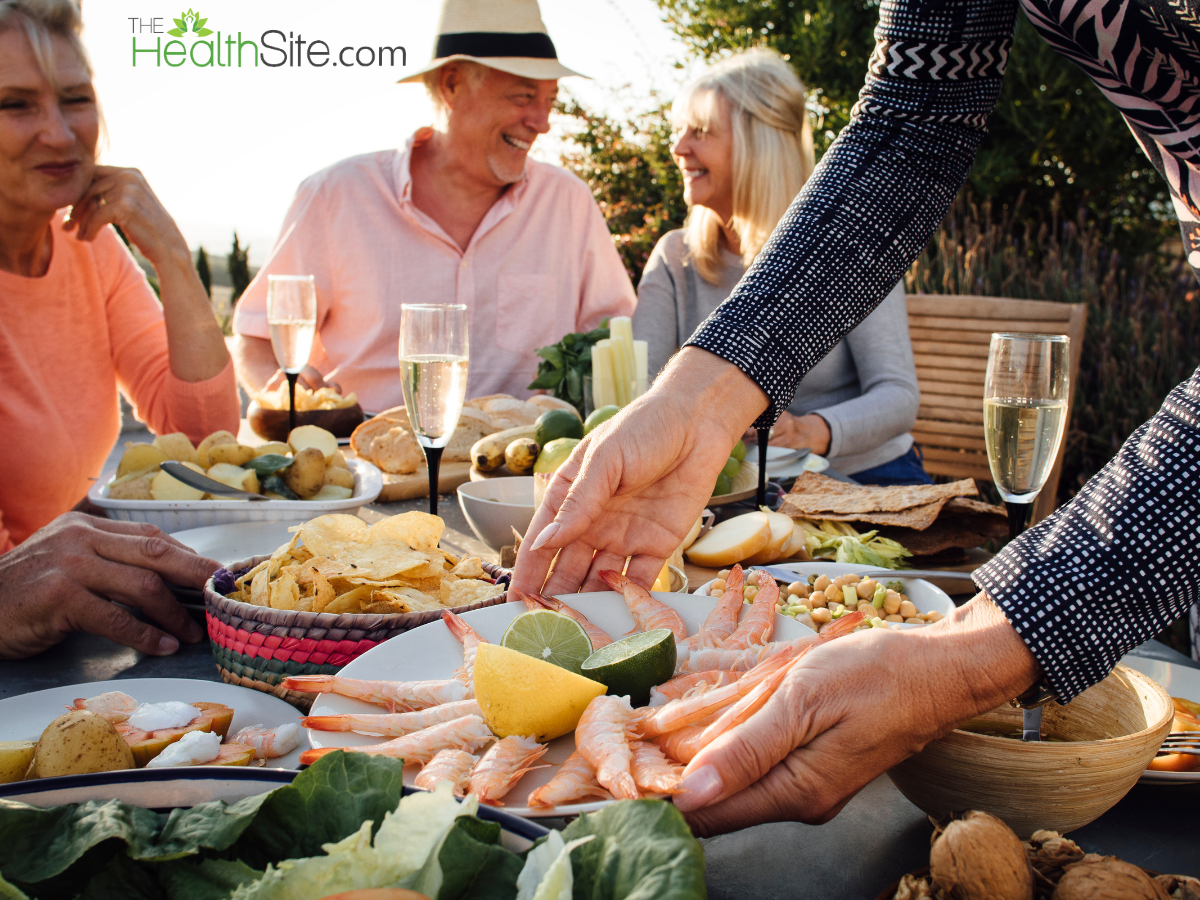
left=673, top=48, right=815, bottom=284
left=0, top=0, right=92, bottom=88
left=422, top=60, right=489, bottom=125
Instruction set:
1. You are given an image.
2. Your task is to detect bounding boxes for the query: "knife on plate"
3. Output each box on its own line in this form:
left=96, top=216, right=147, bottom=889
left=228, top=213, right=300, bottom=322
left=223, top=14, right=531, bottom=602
left=161, top=460, right=269, bottom=501
left=758, top=564, right=978, bottom=583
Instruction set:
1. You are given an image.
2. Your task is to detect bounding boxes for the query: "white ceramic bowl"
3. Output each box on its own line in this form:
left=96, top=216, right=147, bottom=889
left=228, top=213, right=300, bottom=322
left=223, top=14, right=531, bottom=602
left=457, top=477, right=536, bottom=552
left=88, top=458, right=383, bottom=534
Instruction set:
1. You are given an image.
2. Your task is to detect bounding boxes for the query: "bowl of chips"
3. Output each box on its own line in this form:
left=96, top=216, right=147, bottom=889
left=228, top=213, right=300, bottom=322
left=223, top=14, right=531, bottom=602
left=248, top=385, right=365, bottom=442
left=204, top=512, right=508, bottom=709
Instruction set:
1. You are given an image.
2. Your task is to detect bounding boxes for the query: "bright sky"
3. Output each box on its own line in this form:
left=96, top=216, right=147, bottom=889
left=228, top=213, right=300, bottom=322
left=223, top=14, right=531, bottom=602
left=82, top=0, right=694, bottom=263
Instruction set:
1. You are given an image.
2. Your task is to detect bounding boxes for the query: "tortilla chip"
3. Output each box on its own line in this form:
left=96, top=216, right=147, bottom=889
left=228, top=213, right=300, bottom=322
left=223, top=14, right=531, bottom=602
left=450, top=557, right=485, bottom=579
left=446, top=579, right=503, bottom=608
left=779, top=472, right=979, bottom=517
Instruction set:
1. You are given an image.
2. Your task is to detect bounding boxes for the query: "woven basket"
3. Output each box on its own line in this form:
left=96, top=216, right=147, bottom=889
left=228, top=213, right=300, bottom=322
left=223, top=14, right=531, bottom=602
left=204, top=557, right=510, bottom=711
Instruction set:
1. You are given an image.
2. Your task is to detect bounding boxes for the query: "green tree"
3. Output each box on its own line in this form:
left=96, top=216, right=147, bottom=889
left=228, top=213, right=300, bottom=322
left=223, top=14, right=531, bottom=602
left=558, top=96, right=688, bottom=287
left=229, top=231, right=251, bottom=305
left=195, top=245, right=212, bottom=298
left=656, top=1, right=1172, bottom=255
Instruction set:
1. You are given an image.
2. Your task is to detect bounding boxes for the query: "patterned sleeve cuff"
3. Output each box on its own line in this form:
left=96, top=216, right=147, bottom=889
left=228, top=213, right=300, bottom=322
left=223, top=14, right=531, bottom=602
left=685, top=318, right=795, bottom=429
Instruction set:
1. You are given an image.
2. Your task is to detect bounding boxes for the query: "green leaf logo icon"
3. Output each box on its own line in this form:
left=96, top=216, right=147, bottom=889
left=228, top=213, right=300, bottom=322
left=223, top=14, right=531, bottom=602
left=167, top=9, right=214, bottom=39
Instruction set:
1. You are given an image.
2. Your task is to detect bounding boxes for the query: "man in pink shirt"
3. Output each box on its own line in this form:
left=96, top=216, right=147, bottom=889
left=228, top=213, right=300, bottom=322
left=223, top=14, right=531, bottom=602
left=231, top=0, right=636, bottom=411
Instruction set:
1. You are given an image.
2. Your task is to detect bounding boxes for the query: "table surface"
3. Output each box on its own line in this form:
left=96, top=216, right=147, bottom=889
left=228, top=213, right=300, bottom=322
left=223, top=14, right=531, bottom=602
left=5, top=485, right=1199, bottom=897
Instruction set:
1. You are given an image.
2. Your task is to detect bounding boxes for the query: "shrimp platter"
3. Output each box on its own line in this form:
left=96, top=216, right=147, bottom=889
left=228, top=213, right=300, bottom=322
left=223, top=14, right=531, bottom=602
left=302, top=572, right=871, bottom=816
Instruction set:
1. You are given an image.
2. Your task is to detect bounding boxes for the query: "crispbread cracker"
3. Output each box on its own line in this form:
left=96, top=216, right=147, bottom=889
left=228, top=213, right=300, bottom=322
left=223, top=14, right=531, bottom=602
left=779, top=472, right=979, bottom=517
left=793, top=501, right=948, bottom=531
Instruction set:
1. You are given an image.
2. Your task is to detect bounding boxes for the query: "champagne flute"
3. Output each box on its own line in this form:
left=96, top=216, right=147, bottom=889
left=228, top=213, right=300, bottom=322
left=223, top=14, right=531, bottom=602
left=983, top=333, right=1070, bottom=541
left=267, top=275, right=317, bottom=437
left=399, top=304, right=469, bottom=516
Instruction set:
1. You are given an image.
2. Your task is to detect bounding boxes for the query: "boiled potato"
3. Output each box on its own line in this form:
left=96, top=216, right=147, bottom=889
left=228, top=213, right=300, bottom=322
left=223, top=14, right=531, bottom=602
left=254, top=441, right=292, bottom=458
left=288, top=425, right=338, bottom=460
left=323, top=466, right=355, bottom=490
left=153, top=432, right=200, bottom=465
left=0, top=741, right=36, bottom=784
left=282, top=447, right=326, bottom=499
left=207, top=443, right=257, bottom=467
left=116, top=443, right=168, bottom=478
left=196, top=430, right=238, bottom=467
left=207, top=462, right=258, bottom=493
left=150, top=462, right=207, bottom=501
left=310, top=484, right=353, bottom=501
left=34, top=710, right=134, bottom=778
left=326, top=449, right=350, bottom=470
left=108, top=471, right=154, bottom=500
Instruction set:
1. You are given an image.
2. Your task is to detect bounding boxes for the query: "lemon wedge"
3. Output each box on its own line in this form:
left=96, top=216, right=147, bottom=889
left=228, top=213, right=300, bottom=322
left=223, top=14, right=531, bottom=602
left=473, top=643, right=607, bottom=741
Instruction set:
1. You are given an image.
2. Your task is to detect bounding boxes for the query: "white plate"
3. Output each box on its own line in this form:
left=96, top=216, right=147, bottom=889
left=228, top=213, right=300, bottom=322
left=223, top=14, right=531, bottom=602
left=693, top=562, right=955, bottom=630
left=0, top=768, right=547, bottom=852
left=0, top=677, right=308, bottom=770
left=765, top=446, right=829, bottom=479
left=88, top=458, right=383, bottom=534
left=306, top=590, right=815, bottom=817
left=1120, top=656, right=1200, bottom=784
left=173, top=521, right=301, bottom=566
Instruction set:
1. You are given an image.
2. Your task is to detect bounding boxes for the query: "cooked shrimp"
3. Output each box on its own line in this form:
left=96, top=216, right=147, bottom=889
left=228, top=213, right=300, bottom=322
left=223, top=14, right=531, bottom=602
left=69, top=691, right=138, bottom=723
left=597, top=570, right=687, bottom=642
left=297, top=714, right=493, bottom=766
left=302, top=699, right=482, bottom=736
left=679, top=566, right=746, bottom=651
left=526, top=751, right=609, bottom=808
left=230, top=723, right=301, bottom=759
left=638, top=650, right=799, bottom=737
left=722, top=570, right=779, bottom=649
left=676, top=630, right=822, bottom=674
left=281, top=674, right=467, bottom=712
left=521, top=590, right=614, bottom=649
left=653, top=724, right=707, bottom=765
left=649, top=670, right=740, bottom=706
left=574, top=694, right=639, bottom=801
left=442, top=611, right=488, bottom=691
left=414, top=748, right=477, bottom=797
left=469, top=735, right=549, bottom=805
left=630, top=741, right=684, bottom=795
left=696, top=611, right=866, bottom=748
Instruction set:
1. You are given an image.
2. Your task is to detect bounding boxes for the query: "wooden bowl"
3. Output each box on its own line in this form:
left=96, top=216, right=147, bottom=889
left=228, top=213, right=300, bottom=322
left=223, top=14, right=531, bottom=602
left=887, top=664, right=1172, bottom=838
left=247, top=400, right=365, bottom=442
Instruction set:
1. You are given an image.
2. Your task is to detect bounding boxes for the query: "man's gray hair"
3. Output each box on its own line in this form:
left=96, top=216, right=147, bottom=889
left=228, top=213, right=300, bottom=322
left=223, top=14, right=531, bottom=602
left=422, top=60, right=488, bottom=123
left=0, top=0, right=92, bottom=89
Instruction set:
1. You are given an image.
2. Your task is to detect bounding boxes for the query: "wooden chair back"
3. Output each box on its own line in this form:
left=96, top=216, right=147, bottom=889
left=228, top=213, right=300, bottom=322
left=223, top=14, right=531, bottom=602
left=907, top=294, right=1086, bottom=523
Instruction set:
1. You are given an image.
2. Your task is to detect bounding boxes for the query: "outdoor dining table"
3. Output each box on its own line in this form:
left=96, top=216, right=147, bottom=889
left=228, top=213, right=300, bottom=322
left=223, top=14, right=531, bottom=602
left=3, top=492, right=1198, bottom=899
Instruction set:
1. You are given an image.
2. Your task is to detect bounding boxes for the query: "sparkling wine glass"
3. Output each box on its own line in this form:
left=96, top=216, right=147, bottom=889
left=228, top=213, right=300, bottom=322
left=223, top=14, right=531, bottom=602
left=983, top=333, right=1070, bottom=542
left=399, top=304, right=469, bottom=516
left=267, top=275, right=317, bottom=437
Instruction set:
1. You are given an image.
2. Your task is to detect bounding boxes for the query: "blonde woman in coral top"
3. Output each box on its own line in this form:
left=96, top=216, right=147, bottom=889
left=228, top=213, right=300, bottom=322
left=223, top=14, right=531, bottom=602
left=0, top=0, right=239, bottom=659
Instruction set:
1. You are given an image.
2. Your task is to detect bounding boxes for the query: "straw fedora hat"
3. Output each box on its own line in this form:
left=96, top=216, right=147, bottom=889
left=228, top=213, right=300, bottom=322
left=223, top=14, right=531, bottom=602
left=398, top=0, right=586, bottom=83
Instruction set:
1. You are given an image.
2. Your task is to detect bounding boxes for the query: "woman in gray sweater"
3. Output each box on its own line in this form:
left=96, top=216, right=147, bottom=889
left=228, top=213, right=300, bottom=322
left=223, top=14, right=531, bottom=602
left=633, top=50, right=927, bottom=485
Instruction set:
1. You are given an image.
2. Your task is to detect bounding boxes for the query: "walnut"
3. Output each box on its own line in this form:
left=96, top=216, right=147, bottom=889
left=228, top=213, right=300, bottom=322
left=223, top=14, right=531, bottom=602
left=1052, top=856, right=1170, bottom=900
left=1156, top=874, right=1200, bottom=900
left=894, top=874, right=936, bottom=900
left=1025, top=830, right=1085, bottom=885
left=930, top=811, right=1034, bottom=900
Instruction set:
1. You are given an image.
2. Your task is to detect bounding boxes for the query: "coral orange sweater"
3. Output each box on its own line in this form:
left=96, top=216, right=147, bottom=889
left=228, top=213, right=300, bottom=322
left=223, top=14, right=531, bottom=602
left=0, top=218, right=239, bottom=549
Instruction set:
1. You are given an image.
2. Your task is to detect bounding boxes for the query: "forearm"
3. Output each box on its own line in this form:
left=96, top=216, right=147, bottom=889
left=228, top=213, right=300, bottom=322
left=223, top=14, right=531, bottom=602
left=231, top=334, right=279, bottom=396
left=154, top=248, right=230, bottom=383
left=656, top=347, right=770, bottom=447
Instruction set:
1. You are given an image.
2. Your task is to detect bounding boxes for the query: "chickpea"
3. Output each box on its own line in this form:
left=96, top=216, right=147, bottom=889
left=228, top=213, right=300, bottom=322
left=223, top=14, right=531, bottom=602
left=814, top=574, right=832, bottom=593
left=883, top=590, right=903, bottom=616
left=787, top=581, right=808, bottom=597
left=857, top=601, right=876, bottom=616
left=885, top=614, right=904, bottom=623
left=924, top=611, right=944, bottom=623
left=744, top=585, right=758, bottom=600
left=856, top=578, right=878, bottom=599
left=904, top=617, right=924, bottom=624
left=830, top=576, right=846, bottom=592
left=710, top=579, right=727, bottom=594
left=899, top=599, right=918, bottom=619
left=717, top=569, right=731, bottom=579
left=809, top=590, right=828, bottom=608
left=845, top=574, right=862, bottom=585
left=810, top=607, right=833, bottom=625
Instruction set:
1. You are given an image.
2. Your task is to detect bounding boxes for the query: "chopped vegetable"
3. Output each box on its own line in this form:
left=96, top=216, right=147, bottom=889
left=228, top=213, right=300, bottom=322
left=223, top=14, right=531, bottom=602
left=527, top=321, right=611, bottom=416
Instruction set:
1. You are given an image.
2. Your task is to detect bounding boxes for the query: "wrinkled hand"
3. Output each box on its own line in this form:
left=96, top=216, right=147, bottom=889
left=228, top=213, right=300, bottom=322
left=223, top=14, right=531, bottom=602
left=674, top=594, right=1039, bottom=836
left=0, top=513, right=214, bottom=659
left=264, top=366, right=342, bottom=397
left=743, top=411, right=831, bottom=455
left=512, top=349, right=768, bottom=596
left=63, top=165, right=189, bottom=268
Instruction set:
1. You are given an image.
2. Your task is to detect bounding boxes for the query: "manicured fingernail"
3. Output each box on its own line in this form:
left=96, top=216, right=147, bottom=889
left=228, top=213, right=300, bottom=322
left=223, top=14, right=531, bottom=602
left=157, top=635, right=179, bottom=654
left=675, top=765, right=723, bottom=811
left=529, top=522, right=560, bottom=552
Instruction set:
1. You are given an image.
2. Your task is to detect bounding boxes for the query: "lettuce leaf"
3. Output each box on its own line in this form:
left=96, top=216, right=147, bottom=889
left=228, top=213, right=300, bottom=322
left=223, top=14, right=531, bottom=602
left=407, top=816, right=523, bottom=900
left=561, top=800, right=706, bottom=900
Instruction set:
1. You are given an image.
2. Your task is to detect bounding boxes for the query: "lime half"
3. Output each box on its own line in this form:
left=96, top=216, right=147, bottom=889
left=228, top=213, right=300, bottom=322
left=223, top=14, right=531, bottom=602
left=501, top=610, right=594, bottom=675
left=581, top=628, right=677, bottom=707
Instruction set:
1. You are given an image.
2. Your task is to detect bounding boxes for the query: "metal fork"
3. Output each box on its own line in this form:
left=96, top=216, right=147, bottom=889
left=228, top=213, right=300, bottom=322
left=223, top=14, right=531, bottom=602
left=1156, top=731, right=1200, bottom=756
